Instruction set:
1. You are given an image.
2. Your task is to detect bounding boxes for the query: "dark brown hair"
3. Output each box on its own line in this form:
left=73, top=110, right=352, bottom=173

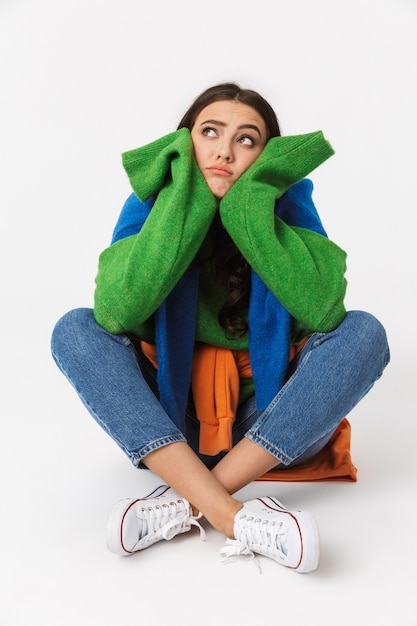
left=179, top=83, right=281, bottom=339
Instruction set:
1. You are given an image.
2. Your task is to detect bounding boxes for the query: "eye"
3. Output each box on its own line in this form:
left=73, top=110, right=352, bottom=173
left=237, top=135, right=255, bottom=147
left=202, top=126, right=218, bottom=137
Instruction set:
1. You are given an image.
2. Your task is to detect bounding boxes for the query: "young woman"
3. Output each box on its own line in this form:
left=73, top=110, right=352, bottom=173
left=51, top=82, right=389, bottom=573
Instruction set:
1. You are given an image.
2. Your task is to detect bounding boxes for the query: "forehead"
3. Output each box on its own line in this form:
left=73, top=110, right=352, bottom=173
left=195, top=100, right=267, bottom=133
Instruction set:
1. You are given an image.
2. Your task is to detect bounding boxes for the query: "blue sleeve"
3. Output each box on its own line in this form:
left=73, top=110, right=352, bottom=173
left=274, top=179, right=327, bottom=237
left=111, top=193, right=155, bottom=244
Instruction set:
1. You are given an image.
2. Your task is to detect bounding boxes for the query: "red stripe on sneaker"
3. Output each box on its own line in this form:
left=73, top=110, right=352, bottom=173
left=257, top=497, right=304, bottom=570
left=119, top=486, right=171, bottom=554
left=120, top=499, right=140, bottom=554
left=287, top=513, right=303, bottom=570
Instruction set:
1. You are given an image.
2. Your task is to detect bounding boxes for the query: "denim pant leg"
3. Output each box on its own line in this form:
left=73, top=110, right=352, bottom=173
left=238, top=310, right=390, bottom=466
left=50, top=308, right=186, bottom=467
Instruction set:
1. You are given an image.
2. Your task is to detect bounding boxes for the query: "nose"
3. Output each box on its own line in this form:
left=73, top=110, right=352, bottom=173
left=216, top=139, right=233, bottom=162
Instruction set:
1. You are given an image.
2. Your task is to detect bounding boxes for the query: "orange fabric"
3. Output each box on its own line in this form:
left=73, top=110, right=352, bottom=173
left=141, top=341, right=251, bottom=455
left=257, top=418, right=357, bottom=482
left=140, top=340, right=357, bottom=482
left=191, top=341, right=308, bottom=456
left=141, top=341, right=159, bottom=368
left=191, top=345, right=251, bottom=455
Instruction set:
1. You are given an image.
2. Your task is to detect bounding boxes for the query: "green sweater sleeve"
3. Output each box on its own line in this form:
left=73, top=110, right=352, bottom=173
left=94, top=129, right=217, bottom=334
left=219, top=131, right=347, bottom=332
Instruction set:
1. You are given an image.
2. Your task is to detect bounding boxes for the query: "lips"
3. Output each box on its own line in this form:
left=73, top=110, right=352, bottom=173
left=208, top=165, right=232, bottom=176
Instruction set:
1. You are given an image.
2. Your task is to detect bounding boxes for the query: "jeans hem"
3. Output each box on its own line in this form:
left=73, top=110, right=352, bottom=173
left=245, top=432, right=293, bottom=465
left=130, top=434, right=187, bottom=468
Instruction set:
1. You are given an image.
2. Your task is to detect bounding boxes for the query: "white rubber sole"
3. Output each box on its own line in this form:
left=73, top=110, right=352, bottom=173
left=290, top=510, right=320, bottom=573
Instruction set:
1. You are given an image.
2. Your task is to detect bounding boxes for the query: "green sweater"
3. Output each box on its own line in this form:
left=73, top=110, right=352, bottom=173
left=94, top=129, right=347, bottom=349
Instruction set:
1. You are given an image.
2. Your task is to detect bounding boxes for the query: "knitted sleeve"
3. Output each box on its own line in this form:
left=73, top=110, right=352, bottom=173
left=219, top=132, right=347, bottom=332
left=94, top=129, right=217, bottom=335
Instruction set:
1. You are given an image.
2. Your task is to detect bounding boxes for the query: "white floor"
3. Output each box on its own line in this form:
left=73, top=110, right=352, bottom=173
left=1, top=326, right=415, bottom=625
left=1, top=1, right=416, bottom=624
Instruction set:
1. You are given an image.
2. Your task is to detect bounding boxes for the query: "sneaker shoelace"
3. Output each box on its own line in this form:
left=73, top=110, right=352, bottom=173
left=220, top=516, right=288, bottom=566
left=133, top=500, right=206, bottom=550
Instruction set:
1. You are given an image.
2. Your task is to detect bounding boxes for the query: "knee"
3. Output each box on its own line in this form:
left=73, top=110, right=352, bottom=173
left=51, top=307, right=95, bottom=359
left=343, top=310, right=390, bottom=367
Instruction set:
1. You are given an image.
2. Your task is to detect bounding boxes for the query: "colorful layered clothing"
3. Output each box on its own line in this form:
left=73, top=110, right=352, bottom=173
left=94, top=128, right=357, bottom=481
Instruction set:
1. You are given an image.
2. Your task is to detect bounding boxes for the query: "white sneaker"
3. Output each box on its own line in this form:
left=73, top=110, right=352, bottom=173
left=220, top=496, right=319, bottom=573
left=107, top=485, right=205, bottom=555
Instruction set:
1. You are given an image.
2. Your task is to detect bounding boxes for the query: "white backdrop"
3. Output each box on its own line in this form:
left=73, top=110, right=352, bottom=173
left=1, top=0, right=415, bottom=358
left=1, top=1, right=416, bottom=624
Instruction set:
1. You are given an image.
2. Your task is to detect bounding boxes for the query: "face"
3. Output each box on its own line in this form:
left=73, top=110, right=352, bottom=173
left=190, top=100, right=268, bottom=199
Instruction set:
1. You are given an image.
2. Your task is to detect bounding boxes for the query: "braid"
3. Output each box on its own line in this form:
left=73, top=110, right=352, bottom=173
left=217, top=241, right=251, bottom=339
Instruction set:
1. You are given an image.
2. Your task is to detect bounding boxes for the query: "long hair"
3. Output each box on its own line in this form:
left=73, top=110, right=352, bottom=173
left=178, top=83, right=281, bottom=338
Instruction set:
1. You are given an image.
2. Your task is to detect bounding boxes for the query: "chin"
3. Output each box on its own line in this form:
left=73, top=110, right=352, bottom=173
left=209, top=185, right=230, bottom=200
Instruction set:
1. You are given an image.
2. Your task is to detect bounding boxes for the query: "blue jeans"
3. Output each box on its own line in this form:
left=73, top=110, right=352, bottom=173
left=50, top=309, right=389, bottom=470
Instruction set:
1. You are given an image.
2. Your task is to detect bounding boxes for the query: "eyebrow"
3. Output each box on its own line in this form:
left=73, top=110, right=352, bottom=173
left=199, top=119, right=262, bottom=139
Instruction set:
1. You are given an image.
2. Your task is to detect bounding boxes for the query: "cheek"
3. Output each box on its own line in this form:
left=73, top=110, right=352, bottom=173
left=236, top=158, right=255, bottom=179
left=244, top=150, right=263, bottom=171
left=192, top=143, right=206, bottom=171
